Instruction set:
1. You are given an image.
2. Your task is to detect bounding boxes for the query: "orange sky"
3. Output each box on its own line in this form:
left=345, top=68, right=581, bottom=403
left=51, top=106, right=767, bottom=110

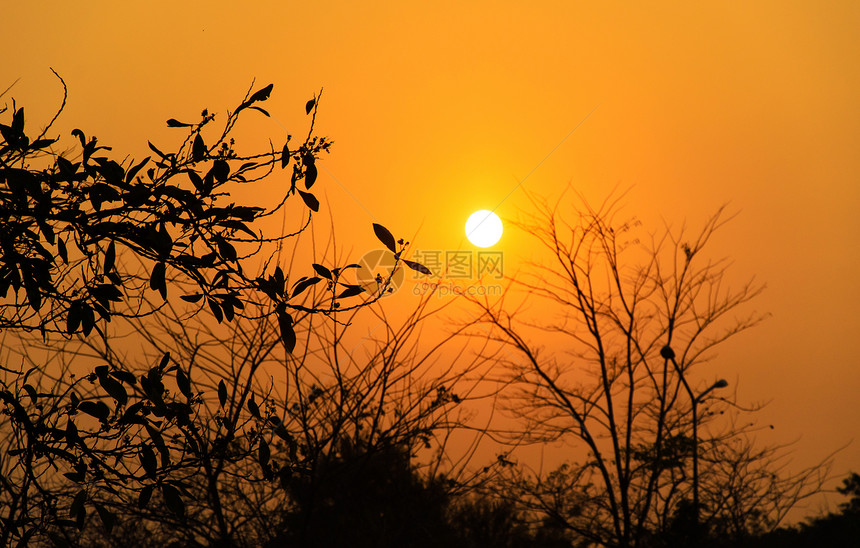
left=4, top=1, right=859, bottom=514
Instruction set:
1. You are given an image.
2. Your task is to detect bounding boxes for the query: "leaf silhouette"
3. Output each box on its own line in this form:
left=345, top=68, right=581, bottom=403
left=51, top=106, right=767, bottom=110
left=166, top=118, right=192, bottom=128
left=403, top=259, right=432, bottom=275
left=150, top=262, right=167, bottom=300
left=104, top=241, right=116, bottom=275
left=139, top=444, right=157, bottom=478
left=277, top=308, right=296, bottom=353
left=192, top=133, right=206, bottom=161
left=304, top=163, right=318, bottom=189
left=66, top=300, right=82, bottom=334
left=211, top=159, right=229, bottom=183
left=259, top=439, right=270, bottom=469
left=291, top=276, right=321, bottom=298
left=312, top=263, right=332, bottom=280
left=280, top=143, right=290, bottom=168
left=249, top=83, right=274, bottom=103
left=218, top=379, right=227, bottom=408
left=161, top=484, right=185, bottom=518
left=95, top=503, right=116, bottom=533
left=78, top=400, right=110, bottom=421
left=148, top=141, right=167, bottom=159
left=187, top=170, right=204, bottom=192
left=298, top=190, right=319, bottom=212
left=138, top=485, right=154, bottom=509
left=125, top=156, right=150, bottom=183
left=70, top=489, right=86, bottom=519
left=98, top=373, right=128, bottom=407
left=372, top=223, right=397, bottom=252
left=208, top=297, right=223, bottom=323
left=176, top=368, right=192, bottom=398
left=337, top=285, right=365, bottom=299
left=248, top=395, right=261, bottom=418
left=305, top=98, right=315, bottom=114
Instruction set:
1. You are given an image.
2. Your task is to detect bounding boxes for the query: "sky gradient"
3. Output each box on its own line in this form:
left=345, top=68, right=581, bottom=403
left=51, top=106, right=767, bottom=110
left=3, top=0, right=859, bottom=514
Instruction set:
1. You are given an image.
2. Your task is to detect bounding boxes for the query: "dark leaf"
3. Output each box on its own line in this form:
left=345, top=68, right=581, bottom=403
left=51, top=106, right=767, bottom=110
left=403, top=259, right=432, bottom=275
left=65, top=420, right=79, bottom=448
left=166, top=118, right=193, bottom=127
left=161, top=484, right=185, bottom=518
left=216, top=237, right=237, bottom=262
left=29, top=138, right=56, bottom=150
left=150, top=262, right=167, bottom=300
left=249, top=106, right=269, bottom=116
left=56, top=155, right=76, bottom=177
left=274, top=425, right=293, bottom=443
left=372, top=223, right=397, bottom=252
left=57, top=238, right=68, bottom=264
left=192, top=133, right=206, bottom=162
left=221, top=296, right=234, bottom=322
left=110, top=369, right=137, bottom=386
left=208, top=297, right=223, bottom=323
left=125, top=156, right=150, bottom=183
left=312, top=263, right=332, bottom=280
left=280, top=143, right=290, bottom=168
left=158, top=352, right=171, bottom=371
left=305, top=98, right=315, bottom=114
left=180, top=293, right=203, bottom=303
left=304, top=162, right=318, bottom=189
left=140, top=444, right=157, bottom=478
left=249, top=83, right=274, bottom=104
left=80, top=302, right=95, bottom=336
left=248, top=395, right=260, bottom=418
left=104, top=241, right=116, bottom=275
left=138, top=485, right=154, bottom=509
left=148, top=141, right=167, bottom=159
left=23, top=384, right=37, bottom=405
left=291, top=276, right=321, bottom=298
left=218, top=379, right=227, bottom=408
left=277, top=308, right=296, bottom=353
left=94, top=503, right=115, bottom=533
left=337, top=285, right=365, bottom=299
left=259, top=439, right=270, bottom=469
left=274, top=266, right=285, bottom=295
left=176, top=368, right=192, bottom=398
left=78, top=400, right=110, bottom=421
left=23, top=277, right=41, bottom=312
left=211, top=159, right=229, bottom=183
left=187, top=169, right=204, bottom=192
left=69, top=489, right=86, bottom=519
left=146, top=425, right=170, bottom=466
left=98, top=374, right=128, bottom=407
left=297, top=190, right=319, bottom=212
left=12, top=107, right=24, bottom=133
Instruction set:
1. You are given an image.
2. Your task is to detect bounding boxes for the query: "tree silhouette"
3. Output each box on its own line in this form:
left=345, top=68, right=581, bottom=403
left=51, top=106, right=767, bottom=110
left=470, top=190, right=830, bottom=547
left=0, top=74, right=427, bottom=546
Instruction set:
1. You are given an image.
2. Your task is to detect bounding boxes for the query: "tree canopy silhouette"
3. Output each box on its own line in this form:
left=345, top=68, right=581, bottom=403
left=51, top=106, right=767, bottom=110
left=0, top=74, right=428, bottom=547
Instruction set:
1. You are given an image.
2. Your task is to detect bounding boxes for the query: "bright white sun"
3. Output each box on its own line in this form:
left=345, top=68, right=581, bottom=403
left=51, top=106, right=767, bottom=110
left=465, top=210, right=503, bottom=247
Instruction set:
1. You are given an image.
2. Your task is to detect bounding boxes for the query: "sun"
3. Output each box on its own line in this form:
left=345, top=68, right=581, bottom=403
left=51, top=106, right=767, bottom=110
left=465, top=210, right=503, bottom=247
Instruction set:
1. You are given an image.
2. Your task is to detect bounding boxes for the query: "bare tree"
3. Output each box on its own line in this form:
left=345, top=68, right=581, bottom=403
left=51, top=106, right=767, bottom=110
left=470, top=190, right=830, bottom=547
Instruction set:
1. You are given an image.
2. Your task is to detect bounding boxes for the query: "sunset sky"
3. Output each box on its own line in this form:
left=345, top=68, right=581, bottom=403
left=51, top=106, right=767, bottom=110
left=4, top=1, right=859, bottom=513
